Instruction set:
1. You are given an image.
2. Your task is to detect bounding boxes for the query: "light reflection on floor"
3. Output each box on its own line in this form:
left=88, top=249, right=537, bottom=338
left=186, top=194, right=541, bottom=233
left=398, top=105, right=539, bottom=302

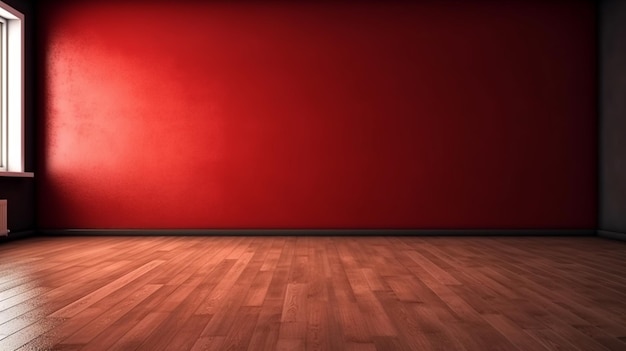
left=0, top=237, right=132, bottom=350
left=0, top=261, right=58, bottom=350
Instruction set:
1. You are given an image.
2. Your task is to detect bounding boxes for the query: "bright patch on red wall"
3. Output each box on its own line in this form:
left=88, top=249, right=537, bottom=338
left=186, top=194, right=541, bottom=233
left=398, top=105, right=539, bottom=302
left=39, top=0, right=596, bottom=229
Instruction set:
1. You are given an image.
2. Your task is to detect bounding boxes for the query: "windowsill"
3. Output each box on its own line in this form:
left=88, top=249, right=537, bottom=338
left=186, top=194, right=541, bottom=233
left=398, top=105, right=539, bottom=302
left=0, top=171, right=34, bottom=178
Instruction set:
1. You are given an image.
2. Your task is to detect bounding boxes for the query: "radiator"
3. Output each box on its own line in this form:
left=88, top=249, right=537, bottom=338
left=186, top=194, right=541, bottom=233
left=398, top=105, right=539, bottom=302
left=0, top=200, right=7, bottom=236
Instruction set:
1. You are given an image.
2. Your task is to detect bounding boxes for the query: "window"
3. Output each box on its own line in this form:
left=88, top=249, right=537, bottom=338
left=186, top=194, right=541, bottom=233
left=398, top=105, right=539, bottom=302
left=0, top=1, right=24, bottom=175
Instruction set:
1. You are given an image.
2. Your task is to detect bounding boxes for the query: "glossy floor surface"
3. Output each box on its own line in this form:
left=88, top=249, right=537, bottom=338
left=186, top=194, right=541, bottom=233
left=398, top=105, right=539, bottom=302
left=0, top=236, right=625, bottom=350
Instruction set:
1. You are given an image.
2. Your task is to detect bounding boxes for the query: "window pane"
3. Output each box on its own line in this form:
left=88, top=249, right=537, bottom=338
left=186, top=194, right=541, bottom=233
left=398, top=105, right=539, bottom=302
left=0, top=20, right=4, bottom=169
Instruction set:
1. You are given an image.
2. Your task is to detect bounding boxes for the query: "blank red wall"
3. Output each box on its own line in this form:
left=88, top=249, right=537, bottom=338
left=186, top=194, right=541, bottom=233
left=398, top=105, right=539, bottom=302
left=38, top=0, right=597, bottom=229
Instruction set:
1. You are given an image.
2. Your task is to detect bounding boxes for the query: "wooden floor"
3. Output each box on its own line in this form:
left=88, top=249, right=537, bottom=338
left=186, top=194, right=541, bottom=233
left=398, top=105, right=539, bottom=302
left=0, top=236, right=625, bottom=351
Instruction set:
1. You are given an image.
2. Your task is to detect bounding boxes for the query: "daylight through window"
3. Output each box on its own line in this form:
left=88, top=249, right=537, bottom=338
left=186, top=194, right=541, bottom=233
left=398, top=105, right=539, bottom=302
left=0, top=0, right=23, bottom=173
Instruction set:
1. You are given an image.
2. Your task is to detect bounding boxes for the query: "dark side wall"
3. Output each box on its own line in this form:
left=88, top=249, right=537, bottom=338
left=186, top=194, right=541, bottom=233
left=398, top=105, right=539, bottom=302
left=38, top=0, right=597, bottom=230
left=600, top=0, right=626, bottom=238
left=0, top=0, right=36, bottom=235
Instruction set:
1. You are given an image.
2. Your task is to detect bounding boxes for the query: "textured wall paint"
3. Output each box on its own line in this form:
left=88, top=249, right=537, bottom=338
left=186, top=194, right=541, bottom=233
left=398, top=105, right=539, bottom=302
left=38, top=0, right=597, bottom=229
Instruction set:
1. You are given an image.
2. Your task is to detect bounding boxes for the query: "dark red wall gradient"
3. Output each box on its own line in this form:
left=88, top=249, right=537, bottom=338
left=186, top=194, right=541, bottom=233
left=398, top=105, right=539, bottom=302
left=38, top=0, right=597, bottom=229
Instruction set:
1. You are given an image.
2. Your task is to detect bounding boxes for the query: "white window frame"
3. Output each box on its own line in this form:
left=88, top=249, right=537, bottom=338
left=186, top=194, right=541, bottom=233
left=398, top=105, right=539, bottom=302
left=0, top=0, right=28, bottom=177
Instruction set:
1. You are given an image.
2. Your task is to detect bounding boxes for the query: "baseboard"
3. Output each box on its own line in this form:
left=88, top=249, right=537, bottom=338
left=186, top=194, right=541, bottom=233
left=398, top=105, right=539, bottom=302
left=39, top=229, right=596, bottom=237
left=0, top=229, right=38, bottom=242
left=597, top=230, right=626, bottom=241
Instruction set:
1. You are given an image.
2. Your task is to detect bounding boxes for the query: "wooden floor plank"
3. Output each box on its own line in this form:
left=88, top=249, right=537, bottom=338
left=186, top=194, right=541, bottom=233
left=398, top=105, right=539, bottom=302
left=0, top=236, right=624, bottom=351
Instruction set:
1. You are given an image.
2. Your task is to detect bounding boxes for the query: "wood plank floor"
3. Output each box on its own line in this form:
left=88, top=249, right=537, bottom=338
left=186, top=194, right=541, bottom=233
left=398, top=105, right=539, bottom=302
left=0, top=236, right=625, bottom=351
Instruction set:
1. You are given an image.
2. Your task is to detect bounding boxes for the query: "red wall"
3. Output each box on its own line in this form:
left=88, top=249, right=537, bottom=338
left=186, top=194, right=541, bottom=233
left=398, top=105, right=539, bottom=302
left=38, top=0, right=597, bottom=229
